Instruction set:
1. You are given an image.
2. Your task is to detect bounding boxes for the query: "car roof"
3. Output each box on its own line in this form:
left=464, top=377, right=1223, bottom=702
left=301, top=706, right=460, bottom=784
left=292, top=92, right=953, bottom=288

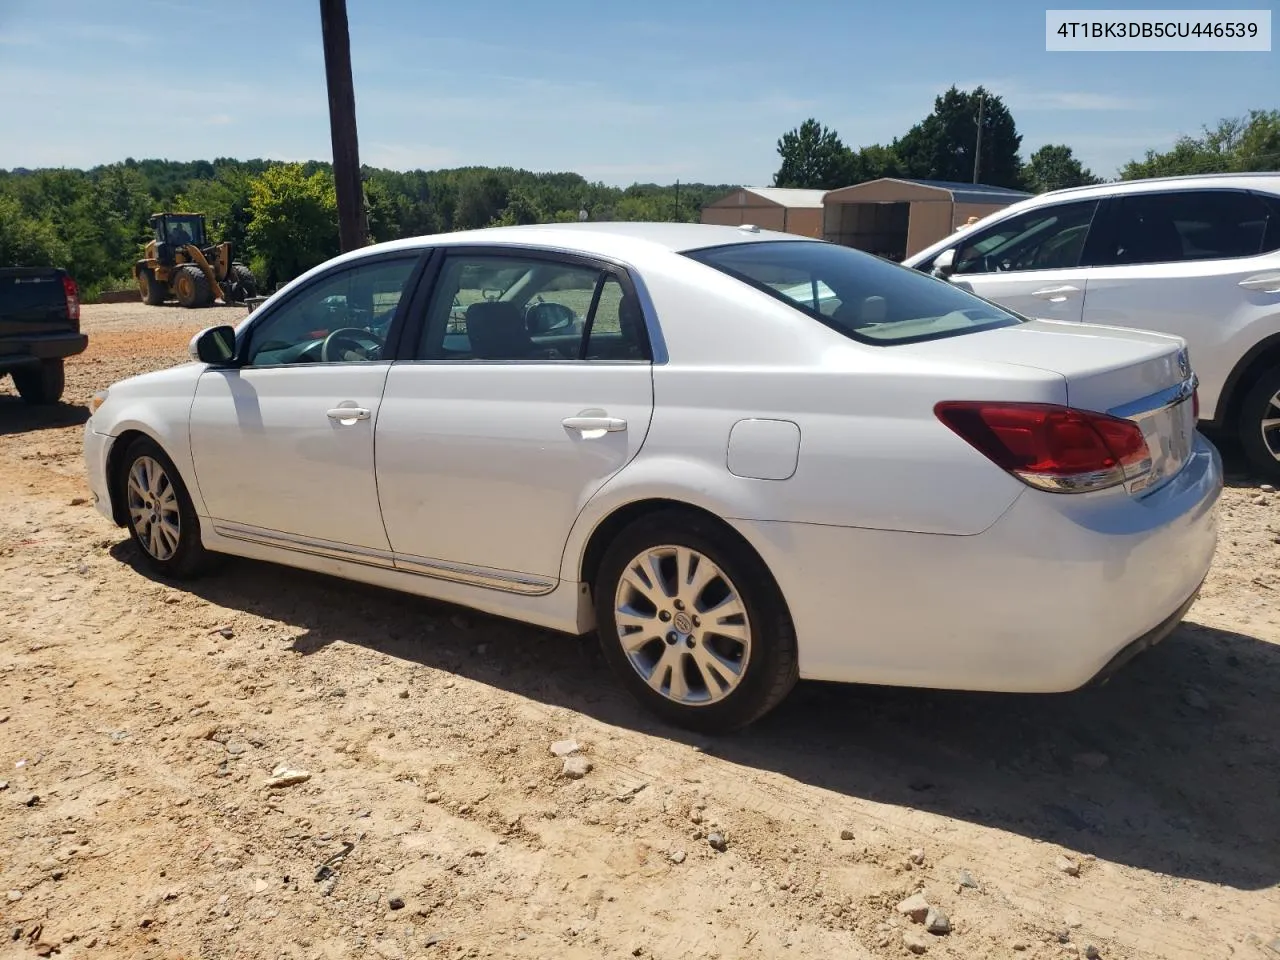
left=342, top=221, right=814, bottom=264
left=1033, top=171, right=1280, bottom=202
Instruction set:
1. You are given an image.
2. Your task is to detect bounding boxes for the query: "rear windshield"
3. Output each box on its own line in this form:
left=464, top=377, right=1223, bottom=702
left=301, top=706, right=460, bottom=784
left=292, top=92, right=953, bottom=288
left=686, top=241, right=1024, bottom=345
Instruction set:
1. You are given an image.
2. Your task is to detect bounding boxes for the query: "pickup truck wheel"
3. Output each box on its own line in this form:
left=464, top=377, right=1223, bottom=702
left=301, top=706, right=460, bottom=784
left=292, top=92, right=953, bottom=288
left=12, top=359, right=65, bottom=405
left=117, top=436, right=211, bottom=579
left=1238, top=366, right=1280, bottom=482
left=173, top=264, right=212, bottom=308
left=138, top=268, right=166, bottom=306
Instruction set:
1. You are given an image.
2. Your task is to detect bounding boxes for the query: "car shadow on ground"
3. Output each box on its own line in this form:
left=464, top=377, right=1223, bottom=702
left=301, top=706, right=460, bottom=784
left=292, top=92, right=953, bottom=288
left=0, top=397, right=89, bottom=436
left=112, top=537, right=1280, bottom=892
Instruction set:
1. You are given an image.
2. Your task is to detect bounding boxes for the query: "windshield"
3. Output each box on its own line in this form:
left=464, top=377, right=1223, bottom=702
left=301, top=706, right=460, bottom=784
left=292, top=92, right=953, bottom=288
left=160, top=215, right=205, bottom=247
left=686, top=241, right=1024, bottom=345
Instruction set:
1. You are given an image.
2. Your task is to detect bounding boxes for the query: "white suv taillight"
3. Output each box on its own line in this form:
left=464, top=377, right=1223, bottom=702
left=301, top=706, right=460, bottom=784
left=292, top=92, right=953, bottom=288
left=935, top=401, right=1153, bottom=494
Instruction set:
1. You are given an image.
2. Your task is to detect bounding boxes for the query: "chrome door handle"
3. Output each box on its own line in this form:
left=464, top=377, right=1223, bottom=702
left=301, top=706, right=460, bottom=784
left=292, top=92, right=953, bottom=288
left=1239, top=274, right=1280, bottom=293
left=562, top=416, right=627, bottom=433
left=327, top=406, right=371, bottom=422
left=1031, top=284, right=1081, bottom=302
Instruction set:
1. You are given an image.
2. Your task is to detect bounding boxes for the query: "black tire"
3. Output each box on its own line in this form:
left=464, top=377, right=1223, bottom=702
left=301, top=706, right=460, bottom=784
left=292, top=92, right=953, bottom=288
left=593, top=508, right=799, bottom=733
left=231, top=263, right=257, bottom=299
left=12, top=359, right=65, bottom=405
left=116, top=436, right=212, bottom=579
left=173, top=263, right=212, bottom=308
left=139, top=267, right=166, bottom=306
left=1238, top=366, right=1280, bottom=483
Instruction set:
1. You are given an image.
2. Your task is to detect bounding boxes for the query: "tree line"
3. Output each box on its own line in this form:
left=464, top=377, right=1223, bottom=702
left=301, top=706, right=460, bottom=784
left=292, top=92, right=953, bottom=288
left=0, top=160, right=731, bottom=299
left=2, top=91, right=1276, bottom=298
left=773, top=86, right=1280, bottom=194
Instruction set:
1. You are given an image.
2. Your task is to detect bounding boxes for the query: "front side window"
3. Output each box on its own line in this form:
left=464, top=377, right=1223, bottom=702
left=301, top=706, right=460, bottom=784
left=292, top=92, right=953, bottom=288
left=1096, top=190, right=1277, bottom=265
left=417, top=254, right=649, bottom=361
left=953, top=200, right=1099, bottom=275
left=688, top=240, right=1023, bottom=345
left=245, top=256, right=419, bottom=366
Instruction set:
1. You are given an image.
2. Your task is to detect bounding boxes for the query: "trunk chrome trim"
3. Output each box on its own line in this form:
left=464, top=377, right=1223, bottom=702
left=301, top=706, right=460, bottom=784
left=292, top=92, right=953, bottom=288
left=1107, top=375, right=1196, bottom=420
left=210, top=522, right=556, bottom=595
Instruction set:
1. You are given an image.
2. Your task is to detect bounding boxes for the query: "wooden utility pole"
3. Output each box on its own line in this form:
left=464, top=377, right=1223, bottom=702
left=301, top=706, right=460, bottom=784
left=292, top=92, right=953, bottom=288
left=319, top=0, right=367, bottom=251
left=972, top=92, right=985, bottom=184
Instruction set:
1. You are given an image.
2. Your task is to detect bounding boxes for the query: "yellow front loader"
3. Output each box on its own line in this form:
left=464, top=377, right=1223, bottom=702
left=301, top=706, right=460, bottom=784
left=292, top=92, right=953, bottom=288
left=133, top=213, right=257, bottom=308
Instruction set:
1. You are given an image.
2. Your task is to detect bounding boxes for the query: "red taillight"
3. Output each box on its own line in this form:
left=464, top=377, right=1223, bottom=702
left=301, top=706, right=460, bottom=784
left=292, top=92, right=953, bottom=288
left=935, top=401, right=1152, bottom=493
left=62, top=274, right=80, bottom=323
left=1192, top=387, right=1200, bottom=419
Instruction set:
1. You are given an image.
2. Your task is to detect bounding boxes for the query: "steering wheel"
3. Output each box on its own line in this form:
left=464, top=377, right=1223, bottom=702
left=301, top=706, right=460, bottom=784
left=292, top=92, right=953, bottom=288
left=320, top=327, right=384, bottom=363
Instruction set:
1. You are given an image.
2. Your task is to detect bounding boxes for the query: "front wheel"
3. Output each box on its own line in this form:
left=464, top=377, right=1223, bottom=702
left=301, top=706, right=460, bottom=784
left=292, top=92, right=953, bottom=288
left=1238, top=367, right=1280, bottom=483
left=594, top=510, right=798, bottom=732
left=117, top=436, right=212, bottom=579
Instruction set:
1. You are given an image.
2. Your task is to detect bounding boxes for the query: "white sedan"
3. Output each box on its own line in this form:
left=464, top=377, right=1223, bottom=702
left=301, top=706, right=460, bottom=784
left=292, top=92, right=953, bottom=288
left=83, top=222, right=1222, bottom=731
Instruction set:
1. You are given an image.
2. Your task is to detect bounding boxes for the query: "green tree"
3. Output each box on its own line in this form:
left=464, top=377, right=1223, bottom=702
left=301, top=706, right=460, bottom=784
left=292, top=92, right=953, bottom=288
left=773, top=119, right=858, bottom=189
left=174, top=168, right=253, bottom=252
left=1024, top=144, right=1102, bottom=193
left=1121, top=109, right=1280, bottom=179
left=246, top=163, right=338, bottom=286
left=893, top=86, right=1024, bottom=188
left=853, top=144, right=902, bottom=181
left=0, top=195, right=68, bottom=268
left=491, top=187, right=544, bottom=226
left=453, top=172, right=509, bottom=229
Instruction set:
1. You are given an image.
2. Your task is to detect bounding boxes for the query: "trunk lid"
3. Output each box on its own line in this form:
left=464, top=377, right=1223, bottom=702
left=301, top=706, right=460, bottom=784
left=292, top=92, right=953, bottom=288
left=901, top=318, right=1197, bottom=495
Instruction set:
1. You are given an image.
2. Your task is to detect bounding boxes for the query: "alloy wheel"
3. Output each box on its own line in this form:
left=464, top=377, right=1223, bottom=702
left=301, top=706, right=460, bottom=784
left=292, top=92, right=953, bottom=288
left=1262, top=388, right=1280, bottom=462
left=127, top=455, right=181, bottom=561
left=612, top=545, right=752, bottom=706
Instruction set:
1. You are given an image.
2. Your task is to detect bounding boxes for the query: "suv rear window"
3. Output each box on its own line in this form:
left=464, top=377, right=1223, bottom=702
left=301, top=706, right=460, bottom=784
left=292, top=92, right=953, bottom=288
left=687, top=241, right=1023, bottom=345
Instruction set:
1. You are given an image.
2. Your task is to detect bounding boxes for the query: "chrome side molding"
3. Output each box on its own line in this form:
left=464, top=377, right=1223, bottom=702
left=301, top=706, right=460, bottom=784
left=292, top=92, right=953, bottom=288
left=211, top=522, right=556, bottom=596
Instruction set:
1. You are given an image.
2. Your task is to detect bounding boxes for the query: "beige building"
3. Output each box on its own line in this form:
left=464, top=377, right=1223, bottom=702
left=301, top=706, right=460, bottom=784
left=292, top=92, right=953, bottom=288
left=822, top=178, right=1031, bottom=260
left=700, top=187, right=826, bottom=238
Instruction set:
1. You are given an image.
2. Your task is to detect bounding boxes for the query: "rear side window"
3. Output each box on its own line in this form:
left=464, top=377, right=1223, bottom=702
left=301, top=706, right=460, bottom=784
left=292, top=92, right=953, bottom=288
left=1095, top=190, right=1277, bottom=265
left=687, top=241, right=1024, bottom=346
left=416, top=254, right=650, bottom=361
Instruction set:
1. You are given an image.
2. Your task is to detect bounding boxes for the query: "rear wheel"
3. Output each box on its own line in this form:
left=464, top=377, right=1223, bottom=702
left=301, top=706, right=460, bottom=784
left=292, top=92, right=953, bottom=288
left=173, top=264, right=212, bottom=308
left=137, top=267, right=166, bottom=306
left=594, top=509, right=798, bottom=732
left=12, top=359, right=64, bottom=405
left=1238, top=366, right=1280, bottom=482
left=231, top=263, right=257, bottom=299
left=117, top=436, right=211, bottom=579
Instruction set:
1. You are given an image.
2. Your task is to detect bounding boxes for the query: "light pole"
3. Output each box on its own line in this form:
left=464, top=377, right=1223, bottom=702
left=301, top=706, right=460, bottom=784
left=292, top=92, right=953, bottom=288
left=319, top=0, right=368, bottom=251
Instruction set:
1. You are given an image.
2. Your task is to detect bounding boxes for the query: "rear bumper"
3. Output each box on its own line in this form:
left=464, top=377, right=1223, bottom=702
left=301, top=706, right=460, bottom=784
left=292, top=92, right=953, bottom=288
left=1085, top=580, right=1202, bottom=687
left=733, top=434, right=1223, bottom=692
left=0, top=332, right=88, bottom=367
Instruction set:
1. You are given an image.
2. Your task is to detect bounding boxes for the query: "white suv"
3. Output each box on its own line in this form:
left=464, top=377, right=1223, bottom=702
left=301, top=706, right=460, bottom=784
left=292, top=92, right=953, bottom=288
left=904, top=173, right=1280, bottom=480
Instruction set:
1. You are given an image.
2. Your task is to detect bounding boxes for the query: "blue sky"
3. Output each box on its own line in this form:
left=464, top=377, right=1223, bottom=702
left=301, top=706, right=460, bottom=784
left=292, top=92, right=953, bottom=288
left=0, top=0, right=1274, bottom=185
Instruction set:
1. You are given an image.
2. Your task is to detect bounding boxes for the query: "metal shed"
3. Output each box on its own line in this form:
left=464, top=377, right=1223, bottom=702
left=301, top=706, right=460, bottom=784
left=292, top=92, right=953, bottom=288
left=822, top=178, right=1031, bottom=260
left=700, top=187, right=827, bottom=238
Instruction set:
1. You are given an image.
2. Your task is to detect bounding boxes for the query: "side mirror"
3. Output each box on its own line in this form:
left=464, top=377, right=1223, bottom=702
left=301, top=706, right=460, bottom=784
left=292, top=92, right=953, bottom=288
left=189, top=325, right=237, bottom=365
left=931, top=248, right=957, bottom=279
left=526, top=301, right=576, bottom=335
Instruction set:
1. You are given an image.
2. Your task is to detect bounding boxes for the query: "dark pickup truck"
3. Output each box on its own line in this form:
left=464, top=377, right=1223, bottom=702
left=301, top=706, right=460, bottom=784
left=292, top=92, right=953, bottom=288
left=0, top=267, right=87, bottom=405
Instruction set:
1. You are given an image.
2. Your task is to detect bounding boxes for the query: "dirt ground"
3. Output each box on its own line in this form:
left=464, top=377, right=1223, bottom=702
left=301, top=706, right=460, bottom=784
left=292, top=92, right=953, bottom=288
left=1, top=303, right=1278, bottom=960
